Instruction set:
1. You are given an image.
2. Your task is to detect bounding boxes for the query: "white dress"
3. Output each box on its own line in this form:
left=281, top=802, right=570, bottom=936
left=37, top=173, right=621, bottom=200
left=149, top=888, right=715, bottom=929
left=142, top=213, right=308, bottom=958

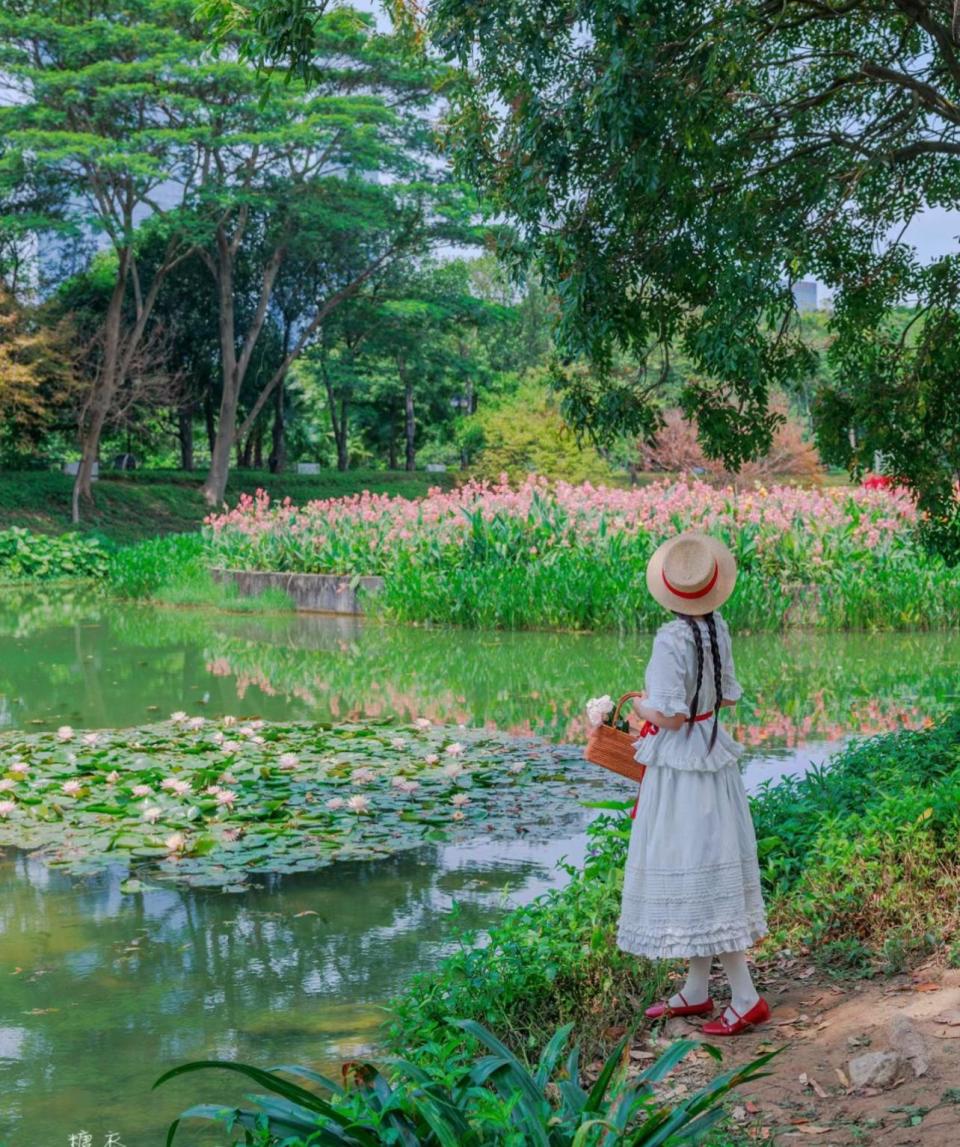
left=616, top=613, right=768, bottom=959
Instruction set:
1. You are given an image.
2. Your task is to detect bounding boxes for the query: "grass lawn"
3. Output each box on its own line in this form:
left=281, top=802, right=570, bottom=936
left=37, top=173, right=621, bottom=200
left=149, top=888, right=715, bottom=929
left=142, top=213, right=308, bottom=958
left=0, top=469, right=458, bottom=545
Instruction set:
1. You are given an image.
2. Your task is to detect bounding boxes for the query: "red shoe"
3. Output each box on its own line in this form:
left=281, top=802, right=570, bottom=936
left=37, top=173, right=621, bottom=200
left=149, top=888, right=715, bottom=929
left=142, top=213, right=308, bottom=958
left=644, top=992, right=715, bottom=1020
left=701, top=997, right=770, bottom=1036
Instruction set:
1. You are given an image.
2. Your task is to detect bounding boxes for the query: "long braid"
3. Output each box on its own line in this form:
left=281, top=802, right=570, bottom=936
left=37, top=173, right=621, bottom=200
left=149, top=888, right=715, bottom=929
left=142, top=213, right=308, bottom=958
left=704, top=612, right=723, bottom=752
left=681, top=614, right=704, bottom=738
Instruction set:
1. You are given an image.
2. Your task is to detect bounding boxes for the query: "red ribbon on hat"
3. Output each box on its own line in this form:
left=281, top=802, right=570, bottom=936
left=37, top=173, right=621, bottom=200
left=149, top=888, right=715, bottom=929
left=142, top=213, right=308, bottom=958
left=662, top=559, right=719, bottom=600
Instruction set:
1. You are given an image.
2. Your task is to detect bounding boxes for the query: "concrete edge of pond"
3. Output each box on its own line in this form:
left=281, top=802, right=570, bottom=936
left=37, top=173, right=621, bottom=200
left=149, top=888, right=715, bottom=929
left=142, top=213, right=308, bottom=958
left=211, top=567, right=384, bottom=614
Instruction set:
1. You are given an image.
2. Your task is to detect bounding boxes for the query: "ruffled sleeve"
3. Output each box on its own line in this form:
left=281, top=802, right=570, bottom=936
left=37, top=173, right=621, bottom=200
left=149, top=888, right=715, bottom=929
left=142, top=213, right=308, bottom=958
left=714, top=613, right=743, bottom=702
left=643, top=625, right=691, bottom=717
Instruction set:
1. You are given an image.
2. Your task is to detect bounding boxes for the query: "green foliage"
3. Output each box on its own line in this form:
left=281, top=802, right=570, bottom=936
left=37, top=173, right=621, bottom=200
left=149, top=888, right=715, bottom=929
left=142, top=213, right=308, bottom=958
left=467, top=373, right=621, bottom=485
left=157, top=1015, right=778, bottom=1146
left=0, top=526, right=107, bottom=581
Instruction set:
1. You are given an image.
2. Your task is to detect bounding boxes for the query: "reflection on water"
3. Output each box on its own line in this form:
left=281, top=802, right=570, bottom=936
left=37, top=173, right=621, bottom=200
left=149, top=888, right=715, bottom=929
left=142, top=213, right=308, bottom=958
left=0, top=592, right=955, bottom=751
left=0, top=830, right=592, bottom=1146
left=0, top=591, right=957, bottom=1144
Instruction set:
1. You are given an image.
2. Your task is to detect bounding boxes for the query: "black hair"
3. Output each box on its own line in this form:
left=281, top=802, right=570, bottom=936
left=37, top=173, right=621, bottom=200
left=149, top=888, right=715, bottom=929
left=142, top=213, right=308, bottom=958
left=676, top=611, right=722, bottom=752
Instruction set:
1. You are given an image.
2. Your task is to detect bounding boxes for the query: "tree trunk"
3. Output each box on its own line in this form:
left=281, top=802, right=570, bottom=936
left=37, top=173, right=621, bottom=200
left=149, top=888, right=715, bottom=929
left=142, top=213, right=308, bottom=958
left=268, top=379, right=286, bottom=473
left=178, top=408, right=194, bottom=471
left=253, top=425, right=263, bottom=469
left=336, top=399, right=349, bottom=471
left=388, top=434, right=398, bottom=470
left=404, top=375, right=416, bottom=471
left=239, top=431, right=253, bottom=469
left=203, top=238, right=241, bottom=507
left=204, top=392, right=216, bottom=456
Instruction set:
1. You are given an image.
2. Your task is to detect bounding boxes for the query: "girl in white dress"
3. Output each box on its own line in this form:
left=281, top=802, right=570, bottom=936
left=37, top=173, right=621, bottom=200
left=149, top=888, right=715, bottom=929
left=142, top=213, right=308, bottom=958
left=616, top=531, right=769, bottom=1035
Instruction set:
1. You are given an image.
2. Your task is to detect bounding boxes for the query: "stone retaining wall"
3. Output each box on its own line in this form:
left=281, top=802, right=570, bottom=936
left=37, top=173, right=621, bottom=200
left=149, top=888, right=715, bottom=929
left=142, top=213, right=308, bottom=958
left=212, top=568, right=384, bottom=615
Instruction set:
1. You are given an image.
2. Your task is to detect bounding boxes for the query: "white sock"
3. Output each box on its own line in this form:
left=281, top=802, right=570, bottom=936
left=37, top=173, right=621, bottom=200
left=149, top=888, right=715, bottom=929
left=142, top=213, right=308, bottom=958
left=669, top=956, right=712, bottom=1007
left=719, top=950, right=760, bottom=1018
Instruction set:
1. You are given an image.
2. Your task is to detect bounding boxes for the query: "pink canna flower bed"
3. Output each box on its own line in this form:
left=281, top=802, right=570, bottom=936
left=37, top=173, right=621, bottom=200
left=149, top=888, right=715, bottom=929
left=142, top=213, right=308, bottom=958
left=202, top=477, right=958, bottom=631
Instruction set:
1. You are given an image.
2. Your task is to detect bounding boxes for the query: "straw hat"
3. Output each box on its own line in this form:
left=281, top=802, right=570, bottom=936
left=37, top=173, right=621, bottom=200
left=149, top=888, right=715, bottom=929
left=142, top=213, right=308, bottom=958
left=646, top=531, right=737, bottom=616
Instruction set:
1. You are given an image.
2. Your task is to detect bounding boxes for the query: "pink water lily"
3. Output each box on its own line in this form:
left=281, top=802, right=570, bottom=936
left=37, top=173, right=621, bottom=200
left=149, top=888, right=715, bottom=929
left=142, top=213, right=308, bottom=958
left=142, top=805, right=162, bottom=823
left=414, top=718, right=432, bottom=730
left=161, top=778, right=192, bottom=797
left=278, top=753, right=300, bottom=769
left=443, top=761, right=465, bottom=778
left=346, top=794, right=370, bottom=814
left=170, top=711, right=188, bottom=722
left=351, top=767, right=375, bottom=784
left=165, top=832, right=186, bottom=853
left=8, top=762, right=28, bottom=775
left=0, top=779, right=16, bottom=792
left=187, top=716, right=205, bottom=730
left=445, top=742, right=465, bottom=757
left=215, top=789, right=237, bottom=808
left=132, top=784, right=153, bottom=798
left=451, top=793, right=470, bottom=806
left=451, top=810, right=466, bottom=821
left=424, top=753, right=439, bottom=765
left=62, top=779, right=83, bottom=796
left=326, top=796, right=346, bottom=810
left=0, top=799, right=15, bottom=817
left=222, top=715, right=237, bottom=727
left=57, top=726, right=74, bottom=742
left=106, top=770, right=120, bottom=784
left=221, top=740, right=242, bottom=753
left=82, top=732, right=100, bottom=747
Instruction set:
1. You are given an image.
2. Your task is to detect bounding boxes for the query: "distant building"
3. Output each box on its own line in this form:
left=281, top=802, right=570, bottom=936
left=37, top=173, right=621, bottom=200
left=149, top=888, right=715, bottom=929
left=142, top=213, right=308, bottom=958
left=792, top=281, right=818, bottom=312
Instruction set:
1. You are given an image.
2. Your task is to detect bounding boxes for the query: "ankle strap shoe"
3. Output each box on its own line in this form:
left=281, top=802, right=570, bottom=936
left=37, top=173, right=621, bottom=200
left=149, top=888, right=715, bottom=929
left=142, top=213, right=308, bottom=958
left=700, top=997, right=770, bottom=1036
left=644, top=992, right=715, bottom=1020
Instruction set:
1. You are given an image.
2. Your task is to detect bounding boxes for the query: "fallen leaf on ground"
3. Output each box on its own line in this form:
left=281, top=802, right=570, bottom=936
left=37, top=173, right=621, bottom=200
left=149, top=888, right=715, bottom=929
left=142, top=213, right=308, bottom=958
left=933, top=1009, right=960, bottom=1026
left=787, top=1123, right=832, bottom=1135
left=913, top=982, right=941, bottom=993
left=835, top=1067, right=850, bottom=1088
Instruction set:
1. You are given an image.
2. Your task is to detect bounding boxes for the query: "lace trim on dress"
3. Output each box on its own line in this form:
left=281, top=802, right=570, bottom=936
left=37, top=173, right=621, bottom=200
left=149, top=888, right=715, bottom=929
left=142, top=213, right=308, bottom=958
left=632, top=723, right=744, bottom=773
left=616, top=916, right=768, bottom=960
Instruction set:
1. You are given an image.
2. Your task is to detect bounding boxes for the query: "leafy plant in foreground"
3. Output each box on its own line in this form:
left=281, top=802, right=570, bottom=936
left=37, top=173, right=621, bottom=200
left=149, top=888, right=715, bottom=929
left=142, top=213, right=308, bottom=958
left=155, top=1018, right=780, bottom=1146
left=0, top=527, right=108, bottom=581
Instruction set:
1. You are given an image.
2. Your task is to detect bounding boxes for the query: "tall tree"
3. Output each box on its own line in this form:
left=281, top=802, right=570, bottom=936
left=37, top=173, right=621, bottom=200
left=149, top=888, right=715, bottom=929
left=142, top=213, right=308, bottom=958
left=0, top=0, right=205, bottom=520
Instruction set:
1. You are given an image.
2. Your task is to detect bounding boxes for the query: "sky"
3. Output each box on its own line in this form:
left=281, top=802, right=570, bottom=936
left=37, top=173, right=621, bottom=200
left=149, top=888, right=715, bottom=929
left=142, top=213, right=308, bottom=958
left=903, top=206, right=960, bottom=263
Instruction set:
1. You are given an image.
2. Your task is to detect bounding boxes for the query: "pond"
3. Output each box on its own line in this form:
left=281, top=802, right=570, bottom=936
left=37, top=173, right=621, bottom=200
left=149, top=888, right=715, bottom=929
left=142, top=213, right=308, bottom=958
left=0, top=591, right=957, bottom=1145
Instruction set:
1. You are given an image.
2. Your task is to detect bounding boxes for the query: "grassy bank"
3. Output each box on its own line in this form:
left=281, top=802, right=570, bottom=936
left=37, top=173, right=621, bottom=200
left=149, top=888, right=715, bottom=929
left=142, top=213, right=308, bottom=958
left=384, top=714, right=960, bottom=1068
left=0, top=469, right=456, bottom=545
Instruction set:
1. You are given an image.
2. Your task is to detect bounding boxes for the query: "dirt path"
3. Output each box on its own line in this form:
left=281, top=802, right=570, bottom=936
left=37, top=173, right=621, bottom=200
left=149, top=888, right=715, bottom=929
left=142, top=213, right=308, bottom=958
left=623, top=959, right=960, bottom=1143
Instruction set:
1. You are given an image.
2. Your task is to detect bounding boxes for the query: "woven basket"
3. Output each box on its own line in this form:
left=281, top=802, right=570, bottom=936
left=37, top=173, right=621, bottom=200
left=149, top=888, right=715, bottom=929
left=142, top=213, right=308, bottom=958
left=584, top=692, right=647, bottom=783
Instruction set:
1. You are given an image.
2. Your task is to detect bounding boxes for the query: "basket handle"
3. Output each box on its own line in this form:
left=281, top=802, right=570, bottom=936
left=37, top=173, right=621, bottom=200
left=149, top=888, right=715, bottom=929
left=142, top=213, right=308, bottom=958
left=610, top=691, right=645, bottom=726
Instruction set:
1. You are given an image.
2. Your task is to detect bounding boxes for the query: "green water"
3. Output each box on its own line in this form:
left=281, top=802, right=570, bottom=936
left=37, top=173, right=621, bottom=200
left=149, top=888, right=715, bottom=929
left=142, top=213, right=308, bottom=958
left=0, top=590, right=957, bottom=1146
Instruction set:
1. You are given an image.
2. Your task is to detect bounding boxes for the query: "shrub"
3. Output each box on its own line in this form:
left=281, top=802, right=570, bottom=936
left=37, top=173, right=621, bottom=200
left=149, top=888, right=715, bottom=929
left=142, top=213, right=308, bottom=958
left=0, top=526, right=108, bottom=581
left=156, top=1017, right=779, bottom=1146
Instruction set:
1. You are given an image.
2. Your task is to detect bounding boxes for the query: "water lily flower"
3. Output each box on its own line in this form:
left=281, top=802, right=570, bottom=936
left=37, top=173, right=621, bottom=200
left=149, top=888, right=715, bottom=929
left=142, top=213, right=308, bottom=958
left=390, top=738, right=406, bottom=749
left=82, top=732, right=100, bottom=747
left=414, top=718, right=432, bottom=730
left=251, top=735, right=265, bottom=745
left=9, top=762, right=28, bottom=775
left=218, top=772, right=237, bottom=784
left=57, top=726, right=74, bottom=742
left=398, top=779, right=420, bottom=793
left=62, top=779, right=83, bottom=796
left=250, top=720, right=264, bottom=730
left=187, top=717, right=205, bottom=730
left=0, top=800, right=15, bottom=817
left=508, top=762, right=525, bottom=774
left=326, top=796, right=345, bottom=810
left=451, top=793, right=470, bottom=806
left=0, top=779, right=16, bottom=792
left=105, top=771, right=120, bottom=784
left=142, top=805, right=162, bottom=823
left=205, top=785, right=222, bottom=796
left=211, top=731, right=225, bottom=745
left=451, top=810, right=466, bottom=821
left=222, top=715, right=237, bottom=727
left=132, top=784, right=153, bottom=798
left=161, top=778, right=191, bottom=797
left=221, top=740, right=242, bottom=753
left=239, top=725, right=255, bottom=737
left=165, top=832, right=186, bottom=854
left=215, top=789, right=237, bottom=808
left=278, top=753, right=300, bottom=769
left=351, top=767, right=375, bottom=784
left=170, top=711, right=187, bottom=723
left=443, top=761, right=464, bottom=778
left=586, top=695, right=615, bottom=728
left=424, top=753, right=439, bottom=765
left=346, top=794, right=370, bottom=814
left=445, top=742, right=465, bottom=757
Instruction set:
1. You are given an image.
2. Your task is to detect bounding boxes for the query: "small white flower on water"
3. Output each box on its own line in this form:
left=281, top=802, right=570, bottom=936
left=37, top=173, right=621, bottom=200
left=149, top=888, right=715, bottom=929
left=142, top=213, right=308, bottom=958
left=443, top=761, right=464, bottom=778
left=222, top=715, right=237, bottom=726
left=445, top=742, right=465, bottom=757
left=346, top=794, right=369, bottom=814
left=0, top=799, right=15, bottom=817
left=170, top=711, right=187, bottom=723
left=106, top=770, right=120, bottom=784
left=451, top=793, right=470, bottom=807
left=218, top=772, right=237, bottom=784
left=212, top=730, right=225, bottom=744
left=132, top=784, right=152, bottom=798
left=62, top=779, right=82, bottom=796
left=391, top=775, right=409, bottom=788
left=451, top=810, right=466, bottom=821
left=168, top=779, right=191, bottom=797
left=278, top=753, right=300, bottom=769
left=57, top=726, right=74, bottom=742
left=390, top=737, right=406, bottom=749
left=508, top=762, right=525, bottom=774
left=221, top=740, right=241, bottom=753
left=239, top=725, right=254, bottom=737
left=142, top=805, right=162, bottom=824
left=187, top=716, right=205, bottom=730
left=414, top=718, right=432, bottom=730
left=82, top=732, right=100, bottom=747
left=398, top=779, right=420, bottom=793
left=457, top=723, right=467, bottom=730
left=0, top=779, right=15, bottom=792
left=250, top=719, right=264, bottom=730
left=216, top=788, right=237, bottom=807
left=326, top=796, right=345, bottom=810
left=205, top=785, right=222, bottom=796
left=165, top=832, right=186, bottom=854
left=66, top=752, right=76, bottom=764
left=586, top=695, right=615, bottom=728
left=9, top=762, right=28, bottom=775
left=424, top=753, right=439, bottom=765
left=351, top=767, right=375, bottom=784
left=252, top=735, right=265, bottom=745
